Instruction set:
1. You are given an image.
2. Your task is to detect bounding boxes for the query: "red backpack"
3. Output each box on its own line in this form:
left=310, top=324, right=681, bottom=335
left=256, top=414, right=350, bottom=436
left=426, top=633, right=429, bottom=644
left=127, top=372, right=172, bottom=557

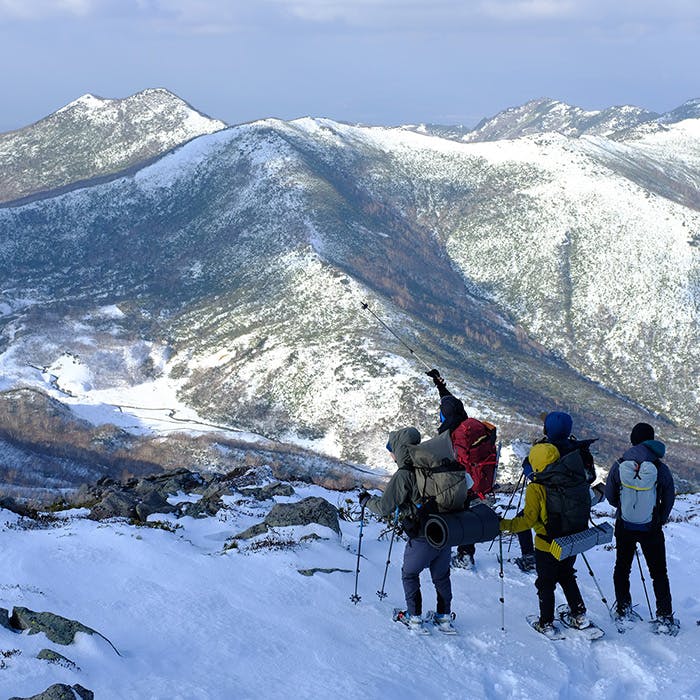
left=450, top=418, right=498, bottom=498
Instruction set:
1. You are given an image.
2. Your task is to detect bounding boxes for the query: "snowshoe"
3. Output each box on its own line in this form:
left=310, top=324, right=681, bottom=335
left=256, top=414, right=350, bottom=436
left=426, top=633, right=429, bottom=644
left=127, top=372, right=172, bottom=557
left=526, top=614, right=566, bottom=640
left=425, top=610, right=458, bottom=635
left=393, top=608, right=430, bottom=635
left=556, top=604, right=605, bottom=640
left=650, top=615, right=680, bottom=637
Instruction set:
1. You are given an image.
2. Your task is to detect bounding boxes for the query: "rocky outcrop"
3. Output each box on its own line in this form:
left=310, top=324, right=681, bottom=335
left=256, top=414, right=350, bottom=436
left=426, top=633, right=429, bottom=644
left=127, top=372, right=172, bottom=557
left=9, top=607, right=97, bottom=645
left=70, top=466, right=285, bottom=522
left=239, top=482, right=295, bottom=501
left=235, top=496, right=340, bottom=539
left=9, top=684, right=93, bottom=700
left=36, top=648, right=79, bottom=670
left=74, top=468, right=207, bottom=522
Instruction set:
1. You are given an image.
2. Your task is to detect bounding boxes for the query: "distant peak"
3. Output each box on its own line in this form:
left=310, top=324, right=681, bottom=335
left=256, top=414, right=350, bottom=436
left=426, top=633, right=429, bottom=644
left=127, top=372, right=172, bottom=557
left=59, top=93, right=107, bottom=111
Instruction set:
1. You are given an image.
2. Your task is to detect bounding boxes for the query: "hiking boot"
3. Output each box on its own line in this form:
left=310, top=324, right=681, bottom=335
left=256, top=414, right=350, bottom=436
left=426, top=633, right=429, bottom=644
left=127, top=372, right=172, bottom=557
left=514, top=553, right=536, bottom=573
left=614, top=603, right=631, bottom=620
left=432, top=613, right=457, bottom=634
left=407, top=615, right=427, bottom=632
left=533, top=620, right=560, bottom=639
left=393, top=609, right=429, bottom=634
left=571, top=613, right=591, bottom=629
left=652, top=615, right=680, bottom=636
left=451, top=553, right=475, bottom=570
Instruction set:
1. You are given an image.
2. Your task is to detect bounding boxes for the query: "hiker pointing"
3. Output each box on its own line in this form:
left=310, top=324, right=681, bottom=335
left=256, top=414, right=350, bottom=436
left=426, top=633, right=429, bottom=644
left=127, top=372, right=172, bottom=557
left=426, top=369, right=498, bottom=569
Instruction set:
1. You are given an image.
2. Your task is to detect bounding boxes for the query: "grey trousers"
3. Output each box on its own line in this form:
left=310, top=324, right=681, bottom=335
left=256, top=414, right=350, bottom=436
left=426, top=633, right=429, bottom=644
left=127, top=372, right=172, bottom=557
left=401, top=537, right=452, bottom=616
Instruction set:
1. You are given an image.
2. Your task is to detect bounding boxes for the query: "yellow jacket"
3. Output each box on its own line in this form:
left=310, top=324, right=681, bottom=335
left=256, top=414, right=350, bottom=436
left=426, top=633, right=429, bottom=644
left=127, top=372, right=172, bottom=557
left=499, top=482, right=552, bottom=553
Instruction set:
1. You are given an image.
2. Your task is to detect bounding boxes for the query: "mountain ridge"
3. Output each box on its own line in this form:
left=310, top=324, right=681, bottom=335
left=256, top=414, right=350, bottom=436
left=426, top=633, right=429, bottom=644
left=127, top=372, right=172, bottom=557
left=0, top=93, right=698, bottom=487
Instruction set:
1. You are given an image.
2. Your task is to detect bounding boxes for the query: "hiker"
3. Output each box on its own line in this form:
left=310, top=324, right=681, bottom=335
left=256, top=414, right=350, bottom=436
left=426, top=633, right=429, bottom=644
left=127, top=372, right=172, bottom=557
left=358, top=427, right=455, bottom=633
left=426, top=369, right=497, bottom=569
left=500, top=442, right=591, bottom=637
left=512, top=411, right=601, bottom=572
left=604, top=422, right=676, bottom=631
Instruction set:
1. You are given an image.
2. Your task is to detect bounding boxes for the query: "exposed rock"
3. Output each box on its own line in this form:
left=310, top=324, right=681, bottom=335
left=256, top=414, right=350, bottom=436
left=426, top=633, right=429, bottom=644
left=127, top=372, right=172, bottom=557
left=0, top=496, right=34, bottom=517
left=0, top=606, right=12, bottom=630
left=240, top=482, right=295, bottom=501
left=297, top=568, right=353, bottom=576
left=134, top=489, right=176, bottom=522
left=266, top=497, right=340, bottom=533
left=37, top=648, right=79, bottom=670
left=234, top=522, right=269, bottom=540
left=9, top=684, right=93, bottom=700
left=88, top=490, right=136, bottom=520
left=235, top=496, right=340, bottom=539
left=10, top=607, right=97, bottom=645
left=179, top=497, right=222, bottom=519
left=135, top=468, right=205, bottom=498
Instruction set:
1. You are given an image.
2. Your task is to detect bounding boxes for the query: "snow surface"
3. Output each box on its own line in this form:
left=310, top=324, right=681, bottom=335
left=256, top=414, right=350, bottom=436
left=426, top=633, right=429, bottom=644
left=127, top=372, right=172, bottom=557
left=1, top=488, right=699, bottom=699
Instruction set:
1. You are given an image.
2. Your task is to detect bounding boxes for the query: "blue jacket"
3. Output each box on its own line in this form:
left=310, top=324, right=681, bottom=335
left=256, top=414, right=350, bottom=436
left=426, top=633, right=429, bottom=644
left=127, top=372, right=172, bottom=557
left=604, top=440, right=675, bottom=530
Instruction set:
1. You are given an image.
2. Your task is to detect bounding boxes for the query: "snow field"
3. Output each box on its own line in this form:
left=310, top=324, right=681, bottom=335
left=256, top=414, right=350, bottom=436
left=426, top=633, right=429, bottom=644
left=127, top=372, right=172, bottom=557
left=0, top=486, right=699, bottom=699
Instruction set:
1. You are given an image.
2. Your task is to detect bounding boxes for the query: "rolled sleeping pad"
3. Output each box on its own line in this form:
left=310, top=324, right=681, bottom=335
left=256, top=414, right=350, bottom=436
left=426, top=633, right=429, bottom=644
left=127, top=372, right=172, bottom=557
left=424, top=503, right=501, bottom=549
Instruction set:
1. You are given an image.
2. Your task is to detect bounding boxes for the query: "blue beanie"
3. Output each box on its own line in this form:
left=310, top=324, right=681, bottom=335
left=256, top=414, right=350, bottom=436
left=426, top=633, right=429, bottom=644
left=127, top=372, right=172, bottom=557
left=544, top=411, right=573, bottom=441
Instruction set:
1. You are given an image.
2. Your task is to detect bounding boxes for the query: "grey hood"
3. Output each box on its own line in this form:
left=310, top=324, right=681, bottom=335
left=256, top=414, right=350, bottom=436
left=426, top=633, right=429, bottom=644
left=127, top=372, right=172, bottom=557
left=387, top=427, right=422, bottom=470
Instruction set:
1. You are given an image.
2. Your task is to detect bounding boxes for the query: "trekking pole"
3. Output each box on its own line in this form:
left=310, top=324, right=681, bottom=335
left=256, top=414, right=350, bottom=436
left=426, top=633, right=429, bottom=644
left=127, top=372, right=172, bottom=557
left=635, top=546, right=654, bottom=620
left=581, top=553, right=615, bottom=620
left=488, top=471, right=524, bottom=553
left=498, top=532, right=506, bottom=632
left=360, top=301, right=433, bottom=371
left=350, top=504, right=366, bottom=604
left=377, top=507, right=400, bottom=600
left=507, top=474, right=527, bottom=553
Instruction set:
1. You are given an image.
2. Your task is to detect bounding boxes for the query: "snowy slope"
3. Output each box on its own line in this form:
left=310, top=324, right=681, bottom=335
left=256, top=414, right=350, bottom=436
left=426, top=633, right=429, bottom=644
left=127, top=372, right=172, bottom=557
left=0, top=485, right=698, bottom=699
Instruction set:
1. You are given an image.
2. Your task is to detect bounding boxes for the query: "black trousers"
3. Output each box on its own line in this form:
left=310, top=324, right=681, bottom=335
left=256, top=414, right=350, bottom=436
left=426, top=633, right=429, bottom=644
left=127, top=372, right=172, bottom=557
left=613, top=524, right=672, bottom=617
left=535, top=549, right=585, bottom=624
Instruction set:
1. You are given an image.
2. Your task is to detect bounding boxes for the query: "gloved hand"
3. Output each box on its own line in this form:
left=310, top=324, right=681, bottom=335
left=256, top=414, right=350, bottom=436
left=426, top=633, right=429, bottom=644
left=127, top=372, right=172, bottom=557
left=426, top=368, right=445, bottom=386
left=358, top=491, right=371, bottom=507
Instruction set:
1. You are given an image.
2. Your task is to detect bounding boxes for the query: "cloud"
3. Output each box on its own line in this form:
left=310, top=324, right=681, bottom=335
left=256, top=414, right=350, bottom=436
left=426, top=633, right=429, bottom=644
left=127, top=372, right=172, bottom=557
left=2, top=0, right=699, bottom=33
left=0, top=0, right=97, bottom=20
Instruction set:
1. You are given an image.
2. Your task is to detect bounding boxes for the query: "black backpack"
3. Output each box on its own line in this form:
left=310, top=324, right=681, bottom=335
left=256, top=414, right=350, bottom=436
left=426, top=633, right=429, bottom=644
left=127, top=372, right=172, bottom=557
left=533, top=449, right=591, bottom=539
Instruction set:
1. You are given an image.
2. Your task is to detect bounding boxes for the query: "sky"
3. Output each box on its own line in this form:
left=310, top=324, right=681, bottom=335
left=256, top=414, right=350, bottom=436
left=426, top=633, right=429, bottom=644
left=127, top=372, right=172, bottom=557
left=0, top=0, right=699, bottom=132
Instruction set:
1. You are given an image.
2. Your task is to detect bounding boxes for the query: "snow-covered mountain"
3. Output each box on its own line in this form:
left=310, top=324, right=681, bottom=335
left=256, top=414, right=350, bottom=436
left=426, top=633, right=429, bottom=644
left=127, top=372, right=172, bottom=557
left=0, top=94, right=699, bottom=488
left=1, top=474, right=699, bottom=699
left=406, top=97, right=700, bottom=144
left=0, top=88, right=226, bottom=205
left=462, top=98, right=659, bottom=141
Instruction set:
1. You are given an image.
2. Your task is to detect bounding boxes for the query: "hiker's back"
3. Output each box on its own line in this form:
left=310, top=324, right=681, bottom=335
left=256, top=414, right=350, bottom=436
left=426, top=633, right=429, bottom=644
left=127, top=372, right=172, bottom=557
left=618, top=459, right=658, bottom=527
left=408, top=431, right=470, bottom=514
left=533, top=450, right=591, bottom=538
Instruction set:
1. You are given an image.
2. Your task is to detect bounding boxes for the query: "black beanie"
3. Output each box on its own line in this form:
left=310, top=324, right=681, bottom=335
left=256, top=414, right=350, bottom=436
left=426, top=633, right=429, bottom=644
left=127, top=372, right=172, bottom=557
left=630, top=422, right=654, bottom=445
